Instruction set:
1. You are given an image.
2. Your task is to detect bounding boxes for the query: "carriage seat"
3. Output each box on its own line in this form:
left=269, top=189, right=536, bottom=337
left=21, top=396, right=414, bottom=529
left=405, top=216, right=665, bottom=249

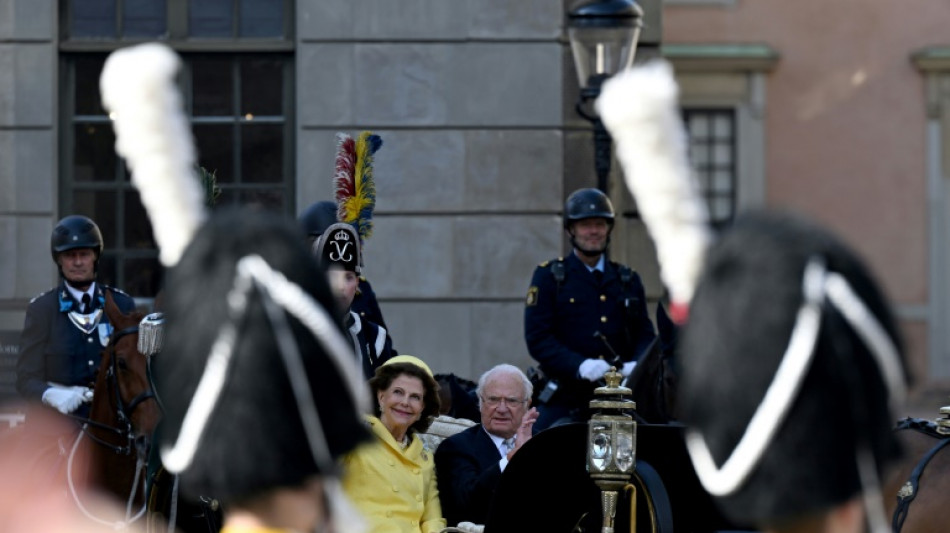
left=420, top=414, right=476, bottom=452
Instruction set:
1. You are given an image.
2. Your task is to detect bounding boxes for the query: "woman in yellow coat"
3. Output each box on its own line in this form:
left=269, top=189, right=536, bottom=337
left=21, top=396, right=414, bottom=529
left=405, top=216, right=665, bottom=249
left=343, top=355, right=447, bottom=533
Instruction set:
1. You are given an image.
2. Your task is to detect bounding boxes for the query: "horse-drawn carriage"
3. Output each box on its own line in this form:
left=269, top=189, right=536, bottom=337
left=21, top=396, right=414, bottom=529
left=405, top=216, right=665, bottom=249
left=37, top=293, right=944, bottom=533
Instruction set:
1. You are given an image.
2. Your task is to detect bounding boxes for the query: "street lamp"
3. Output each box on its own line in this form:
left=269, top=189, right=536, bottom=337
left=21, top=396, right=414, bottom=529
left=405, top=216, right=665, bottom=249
left=567, top=0, right=643, bottom=193
left=587, top=367, right=638, bottom=533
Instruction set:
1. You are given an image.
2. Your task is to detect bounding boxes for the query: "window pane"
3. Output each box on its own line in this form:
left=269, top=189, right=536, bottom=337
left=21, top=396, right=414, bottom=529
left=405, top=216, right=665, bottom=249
left=713, top=170, right=732, bottom=193
left=123, top=257, right=162, bottom=297
left=124, top=0, right=167, bottom=38
left=239, top=0, right=283, bottom=38
left=689, top=115, right=708, bottom=137
left=73, top=190, right=118, bottom=249
left=194, top=124, right=235, bottom=183
left=70, top=0, right=116, bottom=38
left=713, top=114, right=733, bottom=138
left=713, top=143, right=732, bottom=165
left=190, top=0, right=232, bottom=37
left=124, top=190, right=156, bottom=249
left=241, top=124, right=283, bottom=183
left=241, top=57, right=283, bottom=116
left=690, top=144, right=709, bottom=166
left=192, top=57, right=233, bottom=116
left=75, top=57, right=107, bottom=115
left=712, top=196, right=732, bottom=221
left=242, top=188, right=284, bottom=211
left=74, top=123, right=117, bottom=182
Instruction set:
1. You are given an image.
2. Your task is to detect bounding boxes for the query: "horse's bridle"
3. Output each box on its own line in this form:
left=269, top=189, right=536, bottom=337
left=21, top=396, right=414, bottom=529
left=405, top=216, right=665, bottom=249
left=892, top=417, right=950, bottom=533
left=74, top=324, right=157, bottom=456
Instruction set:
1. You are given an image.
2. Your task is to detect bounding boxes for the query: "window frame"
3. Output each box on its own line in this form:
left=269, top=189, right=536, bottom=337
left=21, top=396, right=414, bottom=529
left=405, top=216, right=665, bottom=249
left=58, top=0, right=295, bottom=298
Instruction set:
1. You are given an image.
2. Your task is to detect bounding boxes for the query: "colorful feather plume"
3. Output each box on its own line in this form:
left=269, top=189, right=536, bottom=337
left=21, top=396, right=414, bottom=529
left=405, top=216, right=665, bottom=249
left=334, top=131, right=382, bottom=242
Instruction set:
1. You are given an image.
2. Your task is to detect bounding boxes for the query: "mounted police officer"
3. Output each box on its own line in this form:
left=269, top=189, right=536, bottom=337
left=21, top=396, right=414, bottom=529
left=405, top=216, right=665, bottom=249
left=524, top=188, right=656, bottom=432
left=16, top=215, right=136, bottom=417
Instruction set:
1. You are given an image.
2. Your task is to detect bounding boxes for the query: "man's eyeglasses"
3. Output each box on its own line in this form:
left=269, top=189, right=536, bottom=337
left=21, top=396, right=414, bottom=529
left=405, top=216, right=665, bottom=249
left=482, top=396, right=526, bottom=408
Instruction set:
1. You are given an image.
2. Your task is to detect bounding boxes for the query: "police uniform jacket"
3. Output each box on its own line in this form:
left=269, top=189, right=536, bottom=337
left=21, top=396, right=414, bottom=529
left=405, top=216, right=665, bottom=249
left=341, top=415, right=446, bottom=533
left=524, top=253, right=655, bottom=405
left=16, top=281, right=136, bottom=402
left=346, top=311, right=395, bottom=380
left=434, top=424, right=506, bottom=527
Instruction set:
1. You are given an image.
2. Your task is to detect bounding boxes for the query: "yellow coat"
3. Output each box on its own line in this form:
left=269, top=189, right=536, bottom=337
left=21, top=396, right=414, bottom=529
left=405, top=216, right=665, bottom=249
left=342, top=415, right=446, bottom=533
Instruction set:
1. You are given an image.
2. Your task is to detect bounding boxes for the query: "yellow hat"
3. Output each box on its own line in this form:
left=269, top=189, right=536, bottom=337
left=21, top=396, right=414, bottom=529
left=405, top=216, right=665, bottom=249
left=381, top=355, right=433, bottom=377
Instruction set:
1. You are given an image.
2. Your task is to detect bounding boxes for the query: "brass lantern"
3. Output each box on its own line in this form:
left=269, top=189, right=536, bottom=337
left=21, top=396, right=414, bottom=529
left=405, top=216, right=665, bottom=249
left=587, top=367, right=637, bottom=533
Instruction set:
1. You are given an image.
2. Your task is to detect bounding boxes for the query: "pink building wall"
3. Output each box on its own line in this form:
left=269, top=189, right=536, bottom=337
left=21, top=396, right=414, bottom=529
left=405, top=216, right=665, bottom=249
left=665, top=0, right=950, bottom=397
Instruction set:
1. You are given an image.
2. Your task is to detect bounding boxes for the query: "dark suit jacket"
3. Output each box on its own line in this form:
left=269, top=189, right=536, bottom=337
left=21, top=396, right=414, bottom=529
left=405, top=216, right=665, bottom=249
left=434, top=424, right=504, bottom=526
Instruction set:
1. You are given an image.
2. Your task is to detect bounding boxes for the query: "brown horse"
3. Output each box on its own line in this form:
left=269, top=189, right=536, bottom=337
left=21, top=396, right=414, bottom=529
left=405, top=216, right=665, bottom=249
left=66, top=291, right=161, bottom=527
left=883, top=416, right=950, bottom=533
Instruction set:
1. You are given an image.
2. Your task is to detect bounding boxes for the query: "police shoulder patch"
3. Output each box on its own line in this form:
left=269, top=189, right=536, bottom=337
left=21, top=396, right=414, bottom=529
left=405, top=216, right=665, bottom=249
left=525, top=286, right=539, bottom=306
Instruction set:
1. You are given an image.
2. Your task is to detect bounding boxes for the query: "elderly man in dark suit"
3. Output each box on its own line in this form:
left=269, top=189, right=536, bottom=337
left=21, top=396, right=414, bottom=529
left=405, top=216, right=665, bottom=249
left=434, top=364, right=540, bottom=527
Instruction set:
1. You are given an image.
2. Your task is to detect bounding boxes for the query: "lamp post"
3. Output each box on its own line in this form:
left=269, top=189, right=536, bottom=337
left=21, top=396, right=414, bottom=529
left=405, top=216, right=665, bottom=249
left=567, top=0, right=643, bottom=194
left=587, top=367, right=638, bottom=533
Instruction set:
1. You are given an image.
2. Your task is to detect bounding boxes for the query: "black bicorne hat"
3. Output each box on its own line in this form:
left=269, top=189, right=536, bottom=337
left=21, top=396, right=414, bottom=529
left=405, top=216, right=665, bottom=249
left=678, top=211, right=908, bottom=529
left=154, top=209, right=369, bottom=506
left=313, top=222, right=361, bottom=274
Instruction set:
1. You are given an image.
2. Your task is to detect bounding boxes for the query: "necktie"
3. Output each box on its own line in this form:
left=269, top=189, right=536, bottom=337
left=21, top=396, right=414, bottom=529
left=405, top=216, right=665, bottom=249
left=81, top=294, right=92, bottom=314
left=502, top=438, right=515, bottom=455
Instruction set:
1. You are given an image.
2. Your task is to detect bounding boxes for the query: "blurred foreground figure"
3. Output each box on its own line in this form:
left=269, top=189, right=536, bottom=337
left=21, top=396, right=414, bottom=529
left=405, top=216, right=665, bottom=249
left=678, top=212, right=908, bottom=533
left=155, top=211, right=371, bottom=533
left=596, top=60, right=908, bottom=533
left=0, top=404, right=146, bottom=532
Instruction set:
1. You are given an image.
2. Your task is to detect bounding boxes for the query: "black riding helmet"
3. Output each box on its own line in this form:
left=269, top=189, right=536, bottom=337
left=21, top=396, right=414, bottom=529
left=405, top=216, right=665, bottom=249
left=50, top=215, right=104, bottom=275
left=563, top=188, right=615, bottom=229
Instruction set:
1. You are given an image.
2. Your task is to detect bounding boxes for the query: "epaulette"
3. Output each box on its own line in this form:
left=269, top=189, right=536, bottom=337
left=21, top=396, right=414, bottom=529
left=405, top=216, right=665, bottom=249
left=359, top=275, right=368, bottom=282
left=30, top=287, right=56, bottom=304
left=539, top=260, right=550, bottom=268
left=105, top=286, right=131, bottom=297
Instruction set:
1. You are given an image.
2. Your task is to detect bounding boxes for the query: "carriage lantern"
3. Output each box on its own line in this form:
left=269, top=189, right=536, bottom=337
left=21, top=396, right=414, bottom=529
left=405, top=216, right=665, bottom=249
left=588, top=367, right=637, bottom=533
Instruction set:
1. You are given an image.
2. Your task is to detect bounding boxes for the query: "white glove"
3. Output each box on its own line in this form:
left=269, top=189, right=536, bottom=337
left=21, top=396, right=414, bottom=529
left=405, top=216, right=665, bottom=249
left=456, top=523, right=485, bottom=533
left=621, top=360, right=637, bottom=377
left=578, top=359, right=611, bottom=382
left=42, top=385, right=93, bottom=414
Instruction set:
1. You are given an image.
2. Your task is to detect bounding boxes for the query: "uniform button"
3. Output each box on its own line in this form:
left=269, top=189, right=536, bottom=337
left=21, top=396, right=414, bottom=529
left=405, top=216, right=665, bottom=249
left=88, top=360, right=94, bottom=366
left=600, top=294, right=606, bottom=301
left=388, top=459, right=395, bottom=466
left=569, top=298, right=575, bottom=303
left=413, top=468, right=420, bottom=475
left=87, top=337, right=94, bottom=343
left=415, top=495, right=422, bottom=502
left=386, top=511, right=393, bottom=518
left=360, top=312, right=366, bottom=317
left=601, top=316, right=607, bottom=323
left=392, top=486, right=400, bottom=492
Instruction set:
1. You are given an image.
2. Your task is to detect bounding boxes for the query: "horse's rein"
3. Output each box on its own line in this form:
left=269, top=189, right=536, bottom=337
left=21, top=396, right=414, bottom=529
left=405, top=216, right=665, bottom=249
left=69, top=324, right=157, bottom=455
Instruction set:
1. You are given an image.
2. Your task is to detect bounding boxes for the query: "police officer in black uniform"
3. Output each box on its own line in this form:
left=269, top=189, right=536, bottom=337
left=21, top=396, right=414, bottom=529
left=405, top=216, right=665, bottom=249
left=524, top=188, right=656, bottom=432
left=16, top=215, right=136, bottom=417
left=299, top=200, right=388, bottom=328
